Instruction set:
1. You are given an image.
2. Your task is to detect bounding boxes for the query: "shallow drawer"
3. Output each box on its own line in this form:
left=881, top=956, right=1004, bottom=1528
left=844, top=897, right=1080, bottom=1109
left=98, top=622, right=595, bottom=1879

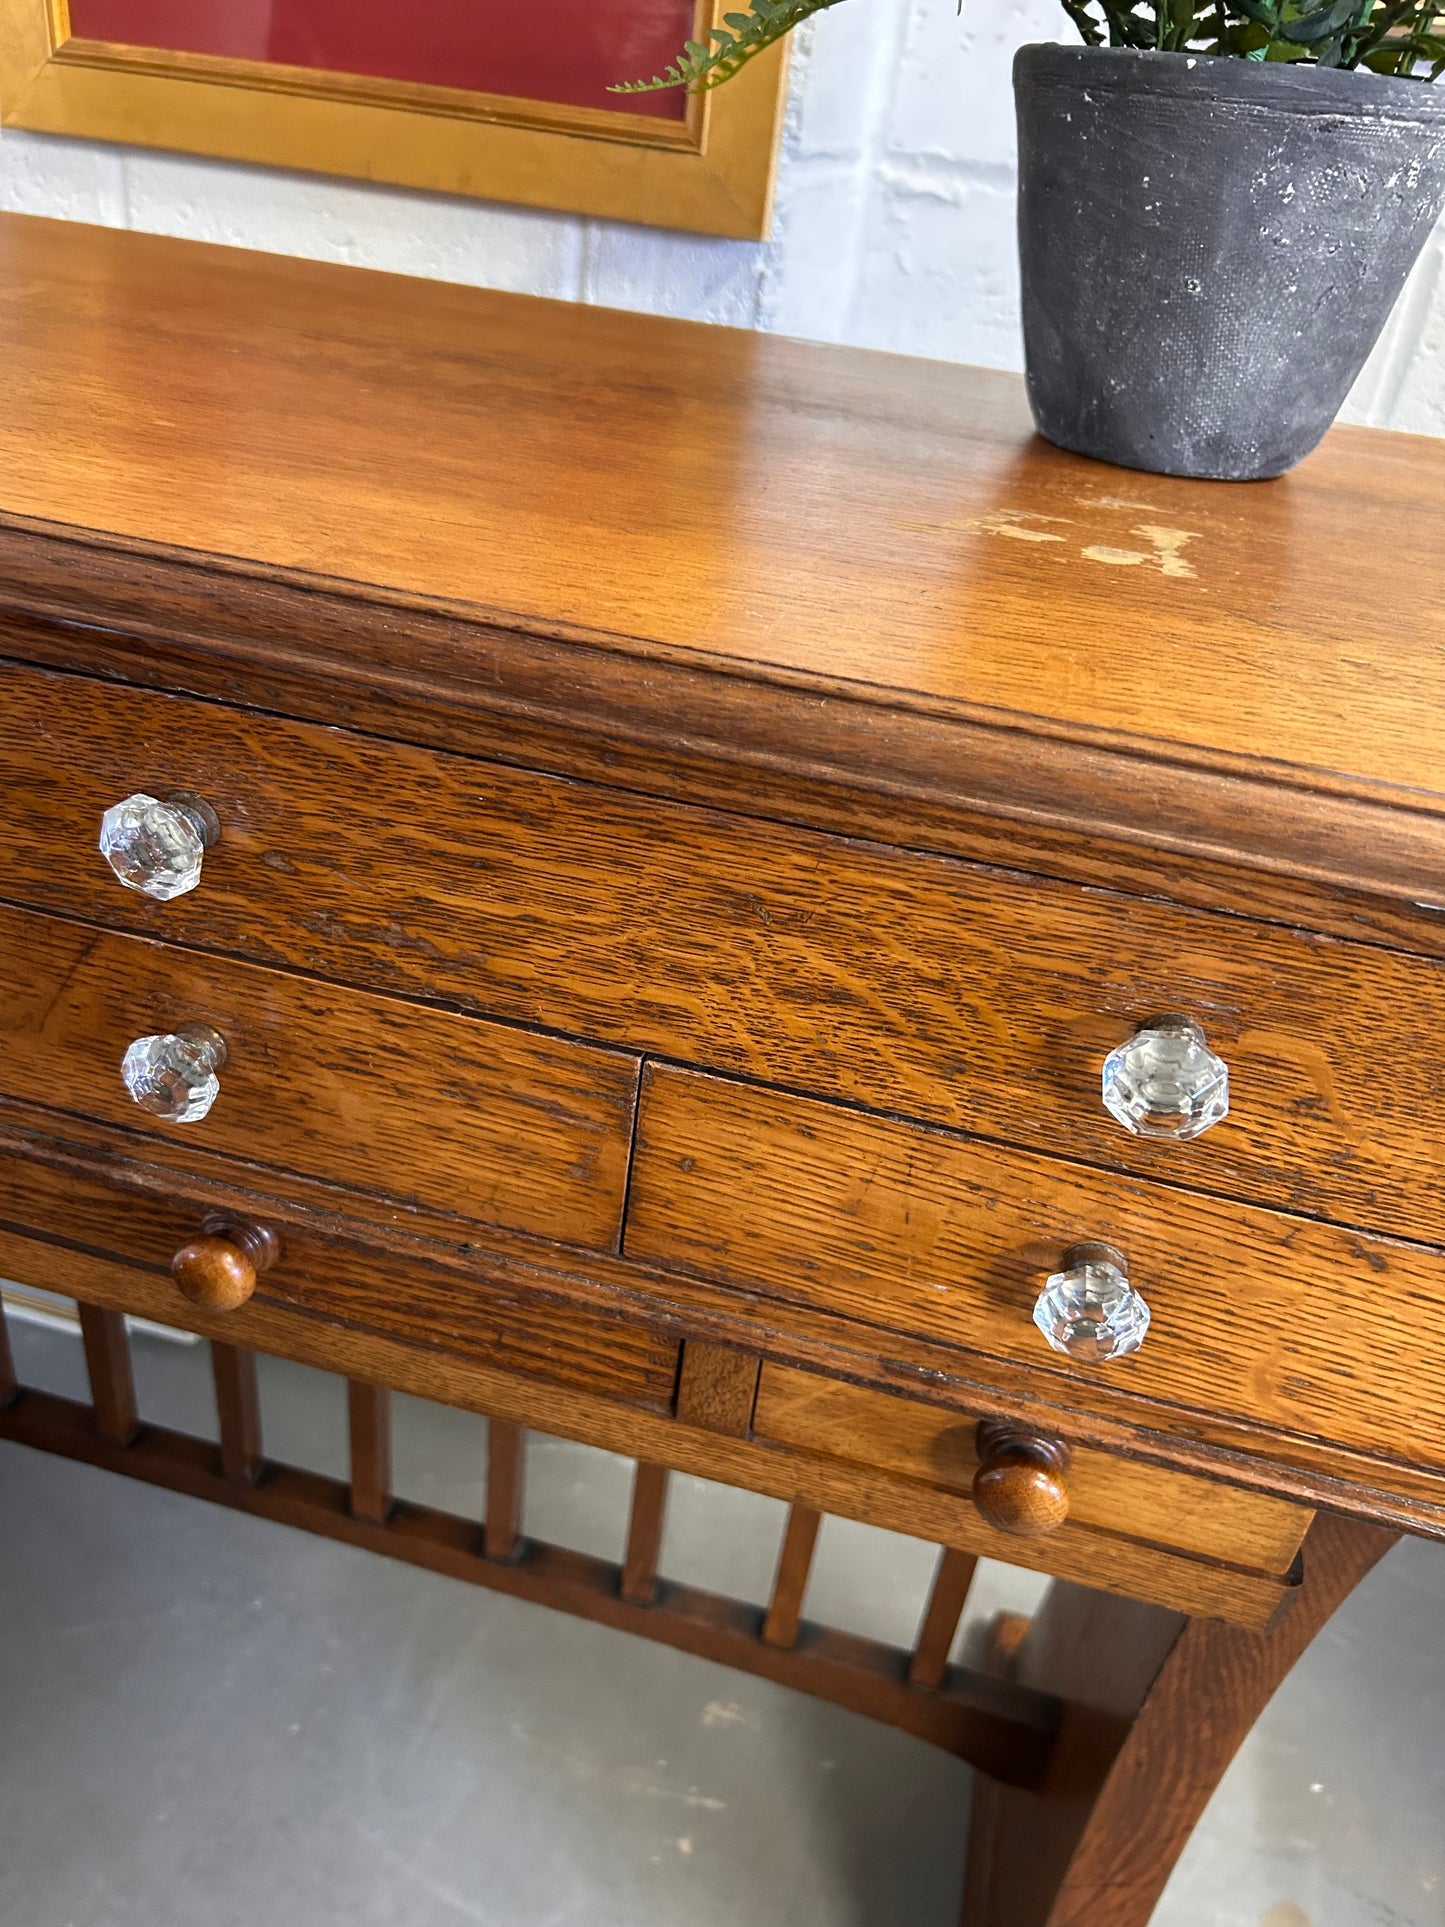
left=6, top=660, right=1445, bottom=1243
left=0, top=901, right=636, bottom=1250
left=0, top=1139, right=678, bottom=1409
left=752, top=1364, right=1312, bottom=1575
left=625, top=1065, right=1445, bottom=1477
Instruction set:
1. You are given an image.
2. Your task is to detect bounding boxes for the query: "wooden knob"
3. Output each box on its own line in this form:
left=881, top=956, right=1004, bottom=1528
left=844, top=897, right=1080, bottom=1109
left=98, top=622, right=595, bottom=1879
left=972, top=1420, right=1071, bottom=1537
left=171, top=1217, right=280, bottom=1311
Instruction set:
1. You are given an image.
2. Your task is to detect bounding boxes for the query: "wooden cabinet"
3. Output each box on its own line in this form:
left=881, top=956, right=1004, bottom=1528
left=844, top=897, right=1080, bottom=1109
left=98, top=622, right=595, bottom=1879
left=0, top=210, right=1440, bottom=1927
left=0, top=1122, right=1305, bottom=1629
left=5, top=656, right=1445, bottom=1241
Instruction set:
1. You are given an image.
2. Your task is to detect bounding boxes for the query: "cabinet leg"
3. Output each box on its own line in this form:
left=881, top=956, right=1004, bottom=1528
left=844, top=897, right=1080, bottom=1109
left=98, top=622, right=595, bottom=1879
left=960, top=1511, right=1397, bottom=1927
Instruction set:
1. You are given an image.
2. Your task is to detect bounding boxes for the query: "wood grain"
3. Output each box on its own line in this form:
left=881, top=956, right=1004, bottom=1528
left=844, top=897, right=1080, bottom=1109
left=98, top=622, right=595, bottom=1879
left=1, top=214, right=1443, bottom=828
left=675, top=1340, right=760, bottom=1437
left=753, top=1367, right=1311, bottom=1575
left=485, top=1418, right=525, bottom=1563
left=0, top=1384, right=1059, bottom=1785
left=347, top=1380, right=392, bottom=1525
left=0, top=212, right=1432, bottom=1927
left=630, top=1066, right=1445, bottom=1480
left=6, top=539, right=1443, bottom=959
left=621, top=1462, right=669, bottom=1605
left=3, top=1093, right=1441, bottom=1533
left=0, top=899, right=637, bottom=1250
left=0, top=1107, right=1322, bottom=1579
left=971, top=1426, right=1071, bottom=1540
left=210, top=1341, right=262, bottom=1484
left=909, top=1548, right=979, bottom=1690
left=0, top=1128, right=680, bottom=1411
left=9, top=661, right=1445, bottom=1243
left=961, top=1510, right=1398, bottom=1927
left=762, top=1504, right=820, bottom=1650
left=173, top=1229, right=267, bottom=1311
left=78, top=1303, right=138, bottom=1445
left=0, top=1220, right=1300, bottom=1628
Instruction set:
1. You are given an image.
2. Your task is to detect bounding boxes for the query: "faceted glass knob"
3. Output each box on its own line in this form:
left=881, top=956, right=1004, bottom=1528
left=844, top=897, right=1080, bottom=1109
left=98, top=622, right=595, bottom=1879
left=1102, top=1014, right=1228, bottom=1141
left=1033, top=1241, right=1150, bottom=1363
left=120, top=1023, right=228, bottom=1124
left=99, top=791, right=220, bottom=902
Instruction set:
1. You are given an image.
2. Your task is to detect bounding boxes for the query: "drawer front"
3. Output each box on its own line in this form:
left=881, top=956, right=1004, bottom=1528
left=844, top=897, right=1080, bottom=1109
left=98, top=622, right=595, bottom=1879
left=0, top=1141, right=678, bottom=1408
left=0, top=901, right=636, bottom=1249
left=625, top=1065, right=1445, bottom=1474
left=752, top=1365, right=1312, bottom=1575
left=7, top=661, right=1445, bottom=1244
left=0, top=1153, right=1295, bottom=1629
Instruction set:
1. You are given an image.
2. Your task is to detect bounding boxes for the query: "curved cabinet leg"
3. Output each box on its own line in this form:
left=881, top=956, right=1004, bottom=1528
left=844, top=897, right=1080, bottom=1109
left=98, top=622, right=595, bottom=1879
left=961, top=1511, right=1399, bottom=1927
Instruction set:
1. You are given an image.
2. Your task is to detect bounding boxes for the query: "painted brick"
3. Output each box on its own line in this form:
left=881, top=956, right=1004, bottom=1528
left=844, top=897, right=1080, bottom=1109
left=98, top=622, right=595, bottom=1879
left=1, top=4, right=1442, bottom=435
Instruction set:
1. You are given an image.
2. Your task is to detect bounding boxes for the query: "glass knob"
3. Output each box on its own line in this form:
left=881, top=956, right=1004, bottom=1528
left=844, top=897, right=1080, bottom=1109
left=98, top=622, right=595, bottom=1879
left=120, top=1022, right=227, bottom=1124
left=1033, top=1241, right=1150, bottom=1363
left=99, top=791, right=220, bottom=901
left=1102, top=1013, right=1229, bottom=1141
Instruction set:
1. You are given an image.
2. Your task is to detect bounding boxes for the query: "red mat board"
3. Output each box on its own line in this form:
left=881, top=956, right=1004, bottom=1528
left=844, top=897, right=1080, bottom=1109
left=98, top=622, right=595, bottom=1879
left=65, top=0, right=695, bottom=118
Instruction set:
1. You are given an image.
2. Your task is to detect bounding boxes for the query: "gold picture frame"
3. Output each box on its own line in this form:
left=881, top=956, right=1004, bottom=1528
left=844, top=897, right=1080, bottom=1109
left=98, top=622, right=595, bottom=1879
left=0, top=0, right=789, bottom=238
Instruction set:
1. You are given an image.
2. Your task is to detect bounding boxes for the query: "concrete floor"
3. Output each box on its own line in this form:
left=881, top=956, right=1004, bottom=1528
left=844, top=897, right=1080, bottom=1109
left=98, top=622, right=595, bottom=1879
left=1, top=1312, right=1442, bottom=1927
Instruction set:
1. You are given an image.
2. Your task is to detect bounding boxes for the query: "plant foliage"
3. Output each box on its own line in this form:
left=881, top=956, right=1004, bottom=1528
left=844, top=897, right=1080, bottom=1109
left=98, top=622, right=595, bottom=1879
left=610, top=0, right=1445, bottom=89
left=610, top=0, right=850, bottom=92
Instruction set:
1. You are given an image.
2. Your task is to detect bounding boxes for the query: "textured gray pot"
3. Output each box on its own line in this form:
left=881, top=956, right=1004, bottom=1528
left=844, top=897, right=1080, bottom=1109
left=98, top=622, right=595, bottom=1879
left=1015, top=45, right=1445, bottom=479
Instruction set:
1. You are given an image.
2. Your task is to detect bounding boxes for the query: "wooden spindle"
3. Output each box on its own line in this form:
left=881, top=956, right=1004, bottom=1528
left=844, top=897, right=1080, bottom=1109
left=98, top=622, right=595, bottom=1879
left=0, top=1295, right=16, bottom=1407
left=347, top=1381, right=393, bottom=1524
left=484, top=1418, right=525, bottom=1562
left=986, top=1610, right=1034, bottom=1677
left=909, top=1546, right=980, bottom=1690
left=620, top=1461, right=669, bottom=1605
left=211, top=1342, right=263, bottom=1485
left=78, top=1304, right=139, bottom=1446
left=762, top=1504, right=822, bottom=1650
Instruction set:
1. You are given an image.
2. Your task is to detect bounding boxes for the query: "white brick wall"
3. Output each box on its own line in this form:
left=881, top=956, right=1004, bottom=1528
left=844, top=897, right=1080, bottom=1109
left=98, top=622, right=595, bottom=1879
left=3, top=0, right=1443, bottom=432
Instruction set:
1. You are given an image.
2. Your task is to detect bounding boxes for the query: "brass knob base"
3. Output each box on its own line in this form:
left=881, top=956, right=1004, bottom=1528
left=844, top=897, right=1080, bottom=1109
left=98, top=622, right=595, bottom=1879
left=1060, top=1240, right=1127, bottom=1274
left=167, top=792, right=222, bottom=850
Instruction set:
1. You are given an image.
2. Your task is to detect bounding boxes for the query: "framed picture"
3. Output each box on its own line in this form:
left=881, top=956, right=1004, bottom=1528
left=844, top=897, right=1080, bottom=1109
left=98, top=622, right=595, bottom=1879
left=0, top=0, right=789, bottom=237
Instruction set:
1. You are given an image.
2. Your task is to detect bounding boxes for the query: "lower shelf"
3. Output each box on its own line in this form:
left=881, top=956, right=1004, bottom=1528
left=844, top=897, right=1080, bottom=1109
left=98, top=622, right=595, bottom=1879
left=0, top=1304, right=1058, bottom=1789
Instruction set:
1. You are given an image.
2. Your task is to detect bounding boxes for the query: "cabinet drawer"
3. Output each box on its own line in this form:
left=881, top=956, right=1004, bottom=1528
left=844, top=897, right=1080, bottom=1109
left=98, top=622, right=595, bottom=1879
left=0, top=1139, right=678, bottom=1409
left=752, top=1365, right=1312, bottom=1575
left=0, top=901, right=636, bottom=1250
left=625, top=1065, right=1445, bottom=1478
left=0, top=1148, right=1298, bottom=1629
left=7, top=661, right=1445, bottom=1243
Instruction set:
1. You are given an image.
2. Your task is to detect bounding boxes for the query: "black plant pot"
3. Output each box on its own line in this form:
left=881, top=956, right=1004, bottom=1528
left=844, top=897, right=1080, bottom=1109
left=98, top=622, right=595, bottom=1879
left=1014, top=44, right=1445, bottom=479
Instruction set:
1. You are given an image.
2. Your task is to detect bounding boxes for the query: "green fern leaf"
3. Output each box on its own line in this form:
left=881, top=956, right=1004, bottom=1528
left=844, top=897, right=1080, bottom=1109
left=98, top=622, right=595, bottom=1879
left=610, top=0, right=850, bottom=93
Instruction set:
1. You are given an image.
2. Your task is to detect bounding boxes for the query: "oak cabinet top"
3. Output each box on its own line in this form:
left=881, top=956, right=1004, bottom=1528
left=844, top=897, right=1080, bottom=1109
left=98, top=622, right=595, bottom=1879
left=1, top=211, right=1441, bottom=911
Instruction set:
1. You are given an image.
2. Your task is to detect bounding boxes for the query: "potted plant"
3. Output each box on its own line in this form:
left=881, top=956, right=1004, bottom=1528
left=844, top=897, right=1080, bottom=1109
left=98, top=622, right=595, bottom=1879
left=615, top=0, right=1445, bottom=480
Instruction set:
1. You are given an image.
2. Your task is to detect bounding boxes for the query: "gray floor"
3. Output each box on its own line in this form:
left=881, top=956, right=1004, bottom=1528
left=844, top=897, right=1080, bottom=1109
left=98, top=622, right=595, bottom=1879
left=1, top=1313, right=1442, bottom=1927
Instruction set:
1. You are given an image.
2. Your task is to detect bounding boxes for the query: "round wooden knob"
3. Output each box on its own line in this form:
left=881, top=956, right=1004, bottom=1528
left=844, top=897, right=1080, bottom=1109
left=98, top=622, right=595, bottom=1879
left=171, top=1218, right=280, bottom=1311
left=972, top=1420, right=1071, bottom=1537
